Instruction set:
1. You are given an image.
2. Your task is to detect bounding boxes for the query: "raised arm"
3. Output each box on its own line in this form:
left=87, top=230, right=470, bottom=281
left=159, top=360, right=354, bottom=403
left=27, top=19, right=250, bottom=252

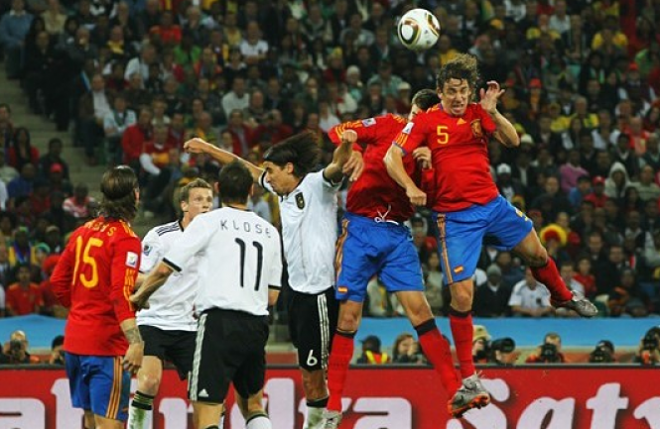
left=323, top=129, right=358, bottom=183
left=480, top=81, right=519, bottom=148
left=184, top=138, right=264, bottom=182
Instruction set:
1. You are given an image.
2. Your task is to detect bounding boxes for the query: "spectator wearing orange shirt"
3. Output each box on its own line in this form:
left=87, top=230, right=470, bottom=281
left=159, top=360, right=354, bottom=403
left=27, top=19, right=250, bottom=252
left=5, top=264, right=43, bottom=316
left=150, top=11, right=181, bottom=46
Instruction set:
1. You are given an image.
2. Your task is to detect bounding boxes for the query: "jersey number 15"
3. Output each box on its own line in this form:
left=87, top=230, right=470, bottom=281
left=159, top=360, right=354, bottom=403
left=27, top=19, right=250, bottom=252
left=72, top=236, right=103, bottom=289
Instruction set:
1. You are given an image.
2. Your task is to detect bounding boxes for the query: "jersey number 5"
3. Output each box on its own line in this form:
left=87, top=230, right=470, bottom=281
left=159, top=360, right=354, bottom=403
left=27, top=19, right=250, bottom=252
left=72, top=236, right=103, bottom=288
left=235, top=238, right=264, bottom=291
left=436, top=125, right=449, bottom=145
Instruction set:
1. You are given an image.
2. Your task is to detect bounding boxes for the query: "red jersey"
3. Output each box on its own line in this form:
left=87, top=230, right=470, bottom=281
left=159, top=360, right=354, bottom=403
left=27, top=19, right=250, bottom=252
left=329, top=114, right=423, bottom=222
left=395, top=103, right=497, bottom=212
left=5, top=283, right=43, bottom=315
left=50, top=217, right=141, bottom=356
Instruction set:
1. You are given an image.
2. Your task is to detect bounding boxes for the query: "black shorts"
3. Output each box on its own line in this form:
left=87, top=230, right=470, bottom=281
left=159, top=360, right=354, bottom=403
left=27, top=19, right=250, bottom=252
left=188, top=308, right=269, bottom=404
left=139, top=325, right=196, bottom=380
left=288, top=287, right=339, bottom=371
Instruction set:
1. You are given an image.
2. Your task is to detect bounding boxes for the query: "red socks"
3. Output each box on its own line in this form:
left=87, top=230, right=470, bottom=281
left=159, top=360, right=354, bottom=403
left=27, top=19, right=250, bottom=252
left=531, top=257, right=573, bottom=302
left=327, top=330, right=355, bottom=412
left=449, top=310, right=476, bottom=379
left=415, top=319, right=461, bottom=395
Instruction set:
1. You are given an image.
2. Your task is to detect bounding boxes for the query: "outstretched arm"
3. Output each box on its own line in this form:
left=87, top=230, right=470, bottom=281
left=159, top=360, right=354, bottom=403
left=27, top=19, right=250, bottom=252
left=323, top=129, right=358, bottom=183
left=384, top=145, right=427, bottom=206
left=480, top=81, right=519, bottom=148
left=184, top=138, right=264, bottom=182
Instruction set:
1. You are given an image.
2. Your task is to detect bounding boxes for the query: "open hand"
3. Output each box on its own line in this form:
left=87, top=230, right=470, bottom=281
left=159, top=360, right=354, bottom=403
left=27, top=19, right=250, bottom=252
left=479, top=80, right=505, bottom=114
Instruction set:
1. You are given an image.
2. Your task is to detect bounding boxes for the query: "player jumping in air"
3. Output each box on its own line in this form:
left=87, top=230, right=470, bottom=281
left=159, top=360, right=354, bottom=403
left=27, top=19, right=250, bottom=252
left=385, top=54, right=597, bottom=417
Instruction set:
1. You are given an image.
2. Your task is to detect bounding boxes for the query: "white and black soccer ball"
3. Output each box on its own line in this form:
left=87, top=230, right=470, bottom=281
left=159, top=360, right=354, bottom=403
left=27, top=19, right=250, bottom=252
left=397, top=8, right=441, bottom=52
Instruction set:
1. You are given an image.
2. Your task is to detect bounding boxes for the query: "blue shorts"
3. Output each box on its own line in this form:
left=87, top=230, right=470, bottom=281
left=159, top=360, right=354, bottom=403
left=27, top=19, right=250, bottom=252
left=335, top=212, right=424, bottom=302
left=433, top=195, right=532, bottom=285
left=65, top=353, right=131, bottom=422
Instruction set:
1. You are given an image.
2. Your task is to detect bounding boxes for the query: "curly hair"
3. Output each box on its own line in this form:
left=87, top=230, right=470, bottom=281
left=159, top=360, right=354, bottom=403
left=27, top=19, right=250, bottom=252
left=436, top=53, right=480, bottom=93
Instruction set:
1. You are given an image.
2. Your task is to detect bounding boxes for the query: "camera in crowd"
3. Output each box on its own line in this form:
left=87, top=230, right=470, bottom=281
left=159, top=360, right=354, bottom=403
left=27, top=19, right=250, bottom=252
left=537, top=343, right=562, bottom=363
left=589, top=340, right=615, bottom=363
left=642, top=333, right=658, bottom=351
left=9, top=339, right=23, bottom=354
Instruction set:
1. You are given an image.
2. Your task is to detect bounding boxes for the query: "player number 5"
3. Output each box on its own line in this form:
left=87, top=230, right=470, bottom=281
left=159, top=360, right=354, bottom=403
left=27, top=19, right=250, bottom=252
left=436, top=125, right=449, bottom=145
left=72, top=236, right=103, bottom=288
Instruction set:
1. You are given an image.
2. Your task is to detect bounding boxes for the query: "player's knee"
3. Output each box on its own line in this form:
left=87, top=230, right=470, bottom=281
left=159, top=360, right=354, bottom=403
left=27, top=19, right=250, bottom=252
left=450, top=284, right=473, bottom=310
left=528, top=246, right=548, bottom=267
left=139, top=373, right=162, bottom=395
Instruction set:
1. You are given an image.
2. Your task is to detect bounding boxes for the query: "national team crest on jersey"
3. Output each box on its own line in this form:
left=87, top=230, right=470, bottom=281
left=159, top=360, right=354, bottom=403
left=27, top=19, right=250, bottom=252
left=143, top=244, right=152, bottom=256
left=126, top=252, right=138, bottom=268
left=362, top=118, right=376, bottom=127
left=295, top=192, right=305, bottom=209
left=471, top=119, right=483, bottom=138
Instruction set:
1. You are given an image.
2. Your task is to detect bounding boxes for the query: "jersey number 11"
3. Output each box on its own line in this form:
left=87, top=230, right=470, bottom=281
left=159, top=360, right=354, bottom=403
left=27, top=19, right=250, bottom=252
left=235, top=238, right=264, bottom=291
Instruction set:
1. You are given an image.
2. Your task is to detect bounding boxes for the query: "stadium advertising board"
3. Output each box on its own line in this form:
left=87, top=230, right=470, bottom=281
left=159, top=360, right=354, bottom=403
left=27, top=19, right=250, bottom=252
left=0, top=366, right=659, bottom=428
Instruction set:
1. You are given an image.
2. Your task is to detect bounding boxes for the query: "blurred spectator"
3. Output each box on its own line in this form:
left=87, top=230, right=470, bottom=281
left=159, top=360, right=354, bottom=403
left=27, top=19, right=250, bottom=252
left=356, top=335, right=390, bottom=365
left=472, top=324, right=492, bottom=364
left=0, top=330, right=40, bottom=364
left=104, top=93, right=137, bottom=167
left=391, top=333, right=425, bottom=365
left=509, top=267, right=553, bottom=318
left=0, top=0, right=33, bottom=78
left=222, top=76, right=249, bottom=119
left=525, top=332, right=567, bottom=363
left=473, top=264, right=512, bottom=317
left=489, top=337, right=518, bottom=366
left=631, top=165, right=660, bottom=202
left=423, top=252, right=445, bottom=316
left=77, top=73, right=112, bottom=165
left=63, top=183, right=95, bottom=219
left=8, top=127, right=39, bottom=171
left=121, top=106, right=153, bottom=171
left=5, top=263, right=42, bottom=316
left=48, top=335, right=64, bottom=365
left=247, top=185, right=271, bottom=223
left=38, top=138, right=69, bottom=181
left=0, top=149, right=18, bottom=185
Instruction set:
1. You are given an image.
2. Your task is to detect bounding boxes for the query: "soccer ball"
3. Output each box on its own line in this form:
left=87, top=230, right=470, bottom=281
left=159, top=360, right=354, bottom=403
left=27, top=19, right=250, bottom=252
left=397, top=8, right=441, bottom=51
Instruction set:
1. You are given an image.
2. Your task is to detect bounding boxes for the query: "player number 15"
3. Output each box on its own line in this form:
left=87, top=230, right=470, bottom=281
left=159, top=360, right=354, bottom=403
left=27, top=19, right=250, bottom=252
left=436, top=125, right=449, bottom=145
left=72, top=236, right=103, bottom=289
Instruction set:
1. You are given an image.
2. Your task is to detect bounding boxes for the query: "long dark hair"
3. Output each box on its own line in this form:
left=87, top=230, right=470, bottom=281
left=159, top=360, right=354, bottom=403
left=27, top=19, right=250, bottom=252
left=263, top=131, right=321, bottom=178
left=99, top=166, right=139, bottom=222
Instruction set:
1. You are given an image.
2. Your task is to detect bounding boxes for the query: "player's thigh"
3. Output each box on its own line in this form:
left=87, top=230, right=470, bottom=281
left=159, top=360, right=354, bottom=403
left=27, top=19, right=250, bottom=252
left=434, top=211, right=485, bottom=285
left=163, top=330, right=197, bottom=381
left=189, top=311, right=236, bottom=405
left=87, top=356, right=131, bottom=422
left=335, top=220, right=380, bottom=302
left=232, top=318, right=269, bottom=400
left=66, top=353, right=91, bottom=411
left=485, top=196, right=534, bottom=251
left=290, top=289, right=337, bottom=371
left=139, top=325, right=169, bottom=362
left=379, top=229, right=424, bottom=294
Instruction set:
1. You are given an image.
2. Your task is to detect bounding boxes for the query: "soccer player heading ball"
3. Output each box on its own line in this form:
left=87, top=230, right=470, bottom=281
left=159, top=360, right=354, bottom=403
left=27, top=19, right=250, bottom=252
left=385, top=54, right=598, bottom=417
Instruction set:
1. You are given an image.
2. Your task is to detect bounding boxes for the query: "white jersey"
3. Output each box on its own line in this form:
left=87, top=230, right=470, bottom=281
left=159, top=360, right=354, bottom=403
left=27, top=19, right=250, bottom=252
left=164, top=207, right=282, bottom=316
left=138, top=221, right=198, bottom=331
left=260, top=170, right=340, bottom=294
left=508, top=280, right=551, bottom=310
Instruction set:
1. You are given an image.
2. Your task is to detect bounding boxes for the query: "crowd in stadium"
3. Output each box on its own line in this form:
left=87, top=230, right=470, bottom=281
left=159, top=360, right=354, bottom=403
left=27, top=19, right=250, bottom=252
left=1, top=0, right=660, bottom=364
